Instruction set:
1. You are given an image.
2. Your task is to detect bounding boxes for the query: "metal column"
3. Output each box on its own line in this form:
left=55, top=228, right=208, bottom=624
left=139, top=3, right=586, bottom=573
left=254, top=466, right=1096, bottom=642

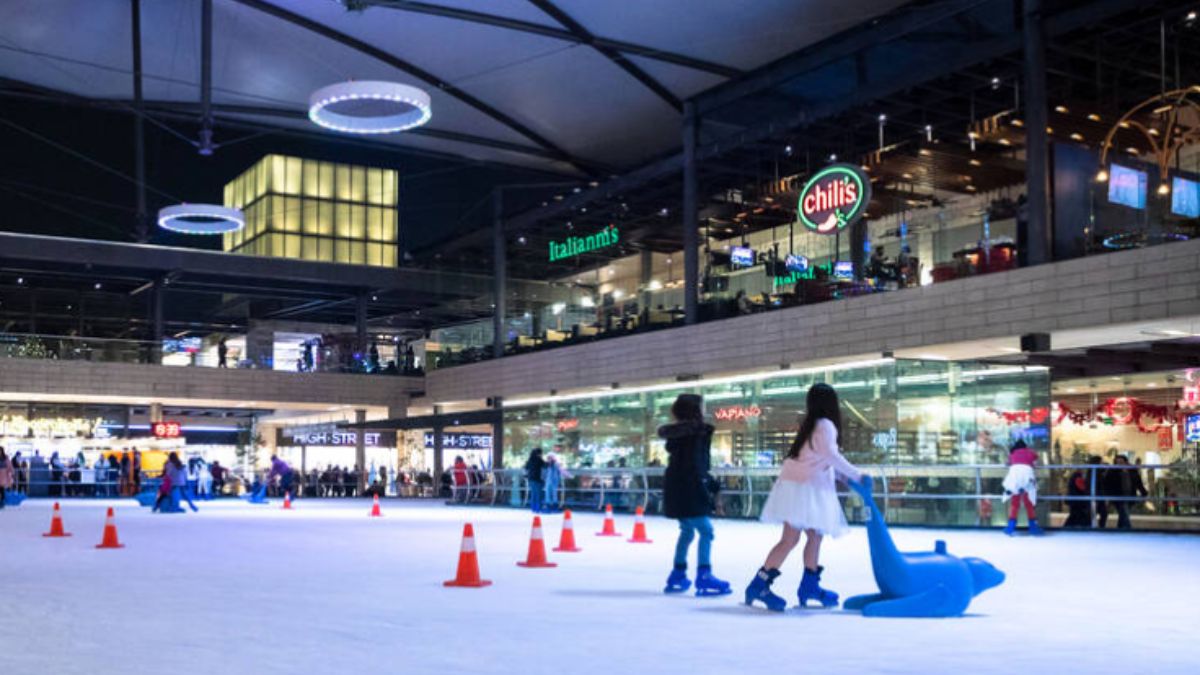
left=682, top=102, right=699, bottom=325
left=491, top=397, right=504, bottom=470
left=638, top=248, right=653, bottom=317
left=151, top=277, right=164, bottom=363
left=198, top=0, right=214, bottom=155
left=432, top=425, right=445, bottom=492
left=131, top=0, right=148, bottom=242
left=1022, top=0, right=1052, bottom=266
left=355, top=291, right=368, bottom=354
left=492, top=190, right=507, bottom=359
left=354, top=409, right=367, bottom=493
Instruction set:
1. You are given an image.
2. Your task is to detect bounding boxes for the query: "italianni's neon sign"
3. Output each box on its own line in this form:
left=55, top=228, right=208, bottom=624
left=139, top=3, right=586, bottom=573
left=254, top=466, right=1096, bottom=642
left=548, top=225, right=620, bottom=262
left=798, top=164, right=870, bottom=234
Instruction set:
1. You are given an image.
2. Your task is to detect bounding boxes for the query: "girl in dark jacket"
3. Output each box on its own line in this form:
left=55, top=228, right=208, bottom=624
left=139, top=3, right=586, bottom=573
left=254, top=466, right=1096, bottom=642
left=660, top=394, right=731, bottom=596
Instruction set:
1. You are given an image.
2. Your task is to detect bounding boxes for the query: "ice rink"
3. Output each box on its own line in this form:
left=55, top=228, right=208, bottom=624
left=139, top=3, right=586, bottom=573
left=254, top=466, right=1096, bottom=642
left=2, top=498, right=1197, bottom=675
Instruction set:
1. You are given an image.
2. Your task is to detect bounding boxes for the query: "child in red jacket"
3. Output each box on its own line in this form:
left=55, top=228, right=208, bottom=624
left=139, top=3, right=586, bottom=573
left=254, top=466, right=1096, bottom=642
left=1002, top=440, right=1043, bottom=535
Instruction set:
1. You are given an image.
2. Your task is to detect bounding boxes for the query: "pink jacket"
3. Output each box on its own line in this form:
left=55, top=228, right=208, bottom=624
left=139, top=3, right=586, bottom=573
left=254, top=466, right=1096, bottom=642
left=0, top=461, right=12, bottom=489
left=777, top=419, right=862, bottom=486
left=1009, top=447, right=1037, bottom=467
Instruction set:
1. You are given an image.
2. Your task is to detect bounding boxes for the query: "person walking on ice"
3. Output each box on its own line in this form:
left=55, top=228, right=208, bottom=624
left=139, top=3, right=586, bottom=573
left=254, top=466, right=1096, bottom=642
left=745, top=383, right=864, bottom=611
left=660, top=394, right=731, bottom=596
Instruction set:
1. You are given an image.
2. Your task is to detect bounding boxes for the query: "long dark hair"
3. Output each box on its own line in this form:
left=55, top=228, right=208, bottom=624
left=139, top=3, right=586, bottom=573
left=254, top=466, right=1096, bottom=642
left=671, top=394, right=704, bottom=423
left=787, top=383, right=842, bottom=459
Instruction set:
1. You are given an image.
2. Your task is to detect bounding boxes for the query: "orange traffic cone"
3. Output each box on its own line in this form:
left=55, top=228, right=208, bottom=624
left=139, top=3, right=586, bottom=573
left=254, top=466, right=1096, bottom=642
left=95, top=507, right=124, bottom=549
left=369, top=494, right=383, bottom=517
left=596, top=504, right=621, bottom=537
left=42, top=502, right=72, bottom=538
left=628, top=505, right=653, bottom=543
left=553, top=509, right=582, bottom=552
left=443, top=523, right=492, bottom=588
left=282, top=492, right=293, bottom=510
left=517, top=516, right=558, bottom=568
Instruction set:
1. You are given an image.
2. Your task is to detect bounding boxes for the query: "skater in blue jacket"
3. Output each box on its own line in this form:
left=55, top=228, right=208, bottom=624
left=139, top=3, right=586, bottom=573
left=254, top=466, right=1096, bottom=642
left=659, top=394, right=731, bottom=597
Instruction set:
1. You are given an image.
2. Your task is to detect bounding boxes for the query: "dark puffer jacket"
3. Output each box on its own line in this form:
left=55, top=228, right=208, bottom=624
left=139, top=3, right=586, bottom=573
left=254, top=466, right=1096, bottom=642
left=659, top=421, right=715, bottom=519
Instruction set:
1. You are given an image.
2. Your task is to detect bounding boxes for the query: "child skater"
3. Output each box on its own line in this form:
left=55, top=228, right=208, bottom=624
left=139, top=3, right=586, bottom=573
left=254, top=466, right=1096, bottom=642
left=1002, top=439, right=1043, bottom=535
left=660, top=393, right=731, bottom=596
left=745, top=383, right=864, bottom=611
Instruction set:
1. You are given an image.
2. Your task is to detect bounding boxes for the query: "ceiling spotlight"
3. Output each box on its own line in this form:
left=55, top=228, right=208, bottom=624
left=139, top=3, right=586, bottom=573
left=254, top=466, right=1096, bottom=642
left=784, top=145, right=793, bottom=156
left=659, top=207, right=669, bottom=217
left=1054, top=105, right=1069, bottom=114
left=371, top=294, right=378, bottom=301
left=16, top=278, right=23, bottom=285
left=1157, top=182, right=1171, bottom=196
left=828, top=153, right=838, bottom=162
left=878, top=113, right=887, bottom=123
left=572, top=187, right=581, bottom=193
left=990, top=76, right=1001, bottom=89
left=1188, top=10, right=1197, bottom=21
left=93, top=283, right=102, bottom=290
left=517, top=236, right=527, bottom=245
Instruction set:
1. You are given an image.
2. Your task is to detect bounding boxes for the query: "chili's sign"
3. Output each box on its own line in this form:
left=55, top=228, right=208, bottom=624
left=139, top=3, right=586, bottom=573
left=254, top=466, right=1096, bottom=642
left=797, top=164, right=870, bottom=234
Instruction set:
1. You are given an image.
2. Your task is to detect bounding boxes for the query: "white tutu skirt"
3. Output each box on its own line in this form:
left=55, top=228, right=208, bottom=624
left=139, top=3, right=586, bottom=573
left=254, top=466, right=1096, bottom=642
left=759, top=479, right=850, bottom=537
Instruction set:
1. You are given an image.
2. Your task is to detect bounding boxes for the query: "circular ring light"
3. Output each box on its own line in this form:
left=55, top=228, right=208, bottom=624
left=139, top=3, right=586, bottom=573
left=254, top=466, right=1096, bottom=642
left=157, top=204, right=245, bottom=235
left=308, top=80, right=432, bottom=134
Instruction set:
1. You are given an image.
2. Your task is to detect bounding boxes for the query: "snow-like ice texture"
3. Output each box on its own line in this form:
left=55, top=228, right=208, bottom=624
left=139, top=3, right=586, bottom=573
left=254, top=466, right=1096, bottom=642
left=2, top=499, right=1198, bottom=675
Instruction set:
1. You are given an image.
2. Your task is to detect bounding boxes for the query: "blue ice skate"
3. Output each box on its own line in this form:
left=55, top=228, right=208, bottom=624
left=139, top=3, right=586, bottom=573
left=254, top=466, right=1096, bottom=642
left=4, top=490, right=25, bottom=507
left=135, top=489, right=157, bottom=508
left=244, top=483, right=269, bottom=505
left=663, top=568, right=691, bottom=594
left=1003, top=518, right=1017, bottom=536
left=797, top=566, right=839, bottom=608
left=744, top=568, right=787, bottom=611
left=694, top=567, right=732, bottom=597
left=1027, top=519, right=1044, bottom=536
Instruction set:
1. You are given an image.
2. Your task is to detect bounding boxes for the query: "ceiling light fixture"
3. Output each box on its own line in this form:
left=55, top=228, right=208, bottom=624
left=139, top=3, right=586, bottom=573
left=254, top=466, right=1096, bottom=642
left=157, top=204, right=245, bottom=235
left=308, top=81, right=432, bottom=134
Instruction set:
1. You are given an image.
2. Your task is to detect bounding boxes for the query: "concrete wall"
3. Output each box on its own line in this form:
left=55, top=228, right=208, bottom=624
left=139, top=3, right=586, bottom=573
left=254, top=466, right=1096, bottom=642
left=0, top=357, right=420, bottom=410
left=427, top=239, right=1200, bottom=403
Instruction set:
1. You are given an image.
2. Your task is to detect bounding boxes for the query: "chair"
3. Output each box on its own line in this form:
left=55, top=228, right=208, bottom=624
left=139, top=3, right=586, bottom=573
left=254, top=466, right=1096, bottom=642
left=544, top=329, right=568, bottom=343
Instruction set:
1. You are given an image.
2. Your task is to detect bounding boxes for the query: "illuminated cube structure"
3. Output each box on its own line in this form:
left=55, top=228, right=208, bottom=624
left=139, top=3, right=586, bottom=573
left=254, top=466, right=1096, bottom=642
left=222, top=154, right=398, bottom=267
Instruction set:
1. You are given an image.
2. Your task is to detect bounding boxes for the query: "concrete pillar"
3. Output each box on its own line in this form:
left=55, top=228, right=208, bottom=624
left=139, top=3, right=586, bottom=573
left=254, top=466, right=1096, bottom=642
left=355, top=408, right=367, bottom=492
left=151, top=278, right=164, bottom=364
left=432, top=425, right=445, bottom=491
left=492, top=190, right=507, bottom=359
left=149, top=402, right=163, bottom=424
left=491, top=396, right=504, bottom=469
left=1022, top=0, right=1052, bottom=266
left=682, top=102, right=700, bottom=325
left=244, top=321, right=273, bottom=369
left=639, top=248, right=654, bottom=316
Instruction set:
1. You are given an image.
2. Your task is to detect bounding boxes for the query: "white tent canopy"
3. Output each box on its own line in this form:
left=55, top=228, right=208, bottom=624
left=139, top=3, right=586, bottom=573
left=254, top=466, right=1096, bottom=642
left=0, top=0, right=907, bottom=175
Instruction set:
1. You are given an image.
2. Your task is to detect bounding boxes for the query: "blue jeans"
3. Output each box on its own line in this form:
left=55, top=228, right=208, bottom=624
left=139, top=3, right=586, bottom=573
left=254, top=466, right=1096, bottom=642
left=528, top=480, right=544, bottom=512
left=674, top=516, right=713, bottom=568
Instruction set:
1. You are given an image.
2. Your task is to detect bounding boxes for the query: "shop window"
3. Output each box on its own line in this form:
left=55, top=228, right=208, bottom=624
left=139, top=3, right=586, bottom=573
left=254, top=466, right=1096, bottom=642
left=349, top=205, right=366, bottom=239
left=335, top=164, right=351, bottom=201
left=367, top=168, right=383, bottom=204
left=303, top=199, right=319, bottom=235
left=367, top=242, right=383, bottom=266
left=318, top=237, right=332, bottom=261
left=318, top=162, right=334, bottom=199
left=382, top=170, right=396, bottom=206
left=318, top=202, right=334, bottom=236
left=282, top=197, right=300, bottom=233
left=303, top=159, right=320, bottom=197
left=270, top=233, right=285, bottom=257
left=350, top=241, right=366, bottom=265
left=385, top=210, right=398, bottom=242
left=255, top=163, right=267, bottom=200
left=335, top=203, right=351, bottom=238
left=382, top=244, right=396, bottom=267
left=350, top=166, right=366, bottom=202
left=301, top=236, right=318, bottom=261
left=285, top=234, right=300, bottom=259
left=285, top=156, right=302, bottom=195
left=270, top=155, right=286, bottom=195
left=335, top=239, right=350, bottom=263
left=367, top=206, right=383, bottom=241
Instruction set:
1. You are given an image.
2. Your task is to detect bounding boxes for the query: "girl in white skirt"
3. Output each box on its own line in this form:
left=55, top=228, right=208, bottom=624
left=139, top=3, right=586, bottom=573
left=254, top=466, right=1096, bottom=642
left=744, top=383, right=864, bottom=611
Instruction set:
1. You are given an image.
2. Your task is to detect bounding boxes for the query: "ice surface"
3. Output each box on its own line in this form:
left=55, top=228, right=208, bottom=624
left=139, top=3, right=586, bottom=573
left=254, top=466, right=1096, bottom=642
left=2, top=499, right=1197, bottom=675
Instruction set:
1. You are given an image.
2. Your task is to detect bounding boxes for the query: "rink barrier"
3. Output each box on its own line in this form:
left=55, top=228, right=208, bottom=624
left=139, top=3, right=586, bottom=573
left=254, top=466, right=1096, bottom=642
left=449, top=463, right=1200, bottom=532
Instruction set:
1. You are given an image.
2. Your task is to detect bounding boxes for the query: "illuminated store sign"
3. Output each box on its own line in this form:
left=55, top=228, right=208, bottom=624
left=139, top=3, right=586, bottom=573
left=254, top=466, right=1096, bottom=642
left=548, top=225, right=620, bottom=262
left=798, top=164, right=870, bottom=234
left=713, top=405, right=762, bottom=422
left=278, top=429, right=396, bottom=447
left=0, top=415, right=103, bottom=439
left=556, top=418, right=580, bottom=432
left=423, top=433, right=492, bottom=449
left=152, top=422, right=182, bottom=439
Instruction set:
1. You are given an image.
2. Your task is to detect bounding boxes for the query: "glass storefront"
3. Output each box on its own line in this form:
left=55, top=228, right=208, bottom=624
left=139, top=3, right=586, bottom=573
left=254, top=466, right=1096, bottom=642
left=502, top=358, right=1050, bottom=470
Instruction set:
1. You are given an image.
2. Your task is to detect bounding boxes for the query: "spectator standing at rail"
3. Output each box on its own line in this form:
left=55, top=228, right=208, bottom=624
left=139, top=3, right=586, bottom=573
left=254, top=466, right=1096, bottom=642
left=0, top=448, right=14, bottom=509
left=524, top=448, right=546, bottom=513
left=217, top=338, right=229, bottom=368
left=1063, top=461, right=1092, bottom=528
left=543, top=452, right=568, bottom=512
left=210, top=461, right=226, bottom=496
left=451, top=456, right=469, bottom=503
left=1102, top=454, right=1148, bottom=530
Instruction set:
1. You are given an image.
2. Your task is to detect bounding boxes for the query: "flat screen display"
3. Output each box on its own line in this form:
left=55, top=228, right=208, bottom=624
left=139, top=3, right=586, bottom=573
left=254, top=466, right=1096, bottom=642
left=1171, top=176, right=1199, bottom=218
left=785, top=254, right=810, bottom=274
left=162, top=337, right=202, bottom=354
left=1107, top=164, right=1147, bottom=210
left=1186, top=415, right=1200, bottom=443
left=833, top=261, right=854, bottom=280
left=730, top=246, right=755, bottom=268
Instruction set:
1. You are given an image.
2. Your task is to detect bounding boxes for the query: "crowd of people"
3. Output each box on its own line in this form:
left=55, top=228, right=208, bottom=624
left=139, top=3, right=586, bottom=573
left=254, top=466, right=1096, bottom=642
left=1062, top=454, right=1150, bottom=530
